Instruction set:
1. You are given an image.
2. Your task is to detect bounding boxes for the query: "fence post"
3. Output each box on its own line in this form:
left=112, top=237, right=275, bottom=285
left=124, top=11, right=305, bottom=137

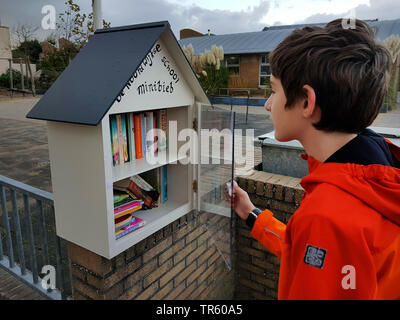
left=8, top=59, right=13, bottom=89
left=0, top=186, right=15, bottom=268
left=11, top=189, right=26, bottom=275
left=23, top=194, right=39, bottom=284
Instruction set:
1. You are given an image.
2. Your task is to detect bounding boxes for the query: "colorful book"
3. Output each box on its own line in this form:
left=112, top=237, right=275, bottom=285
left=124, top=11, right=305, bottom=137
left=115, top=216, right=146, bottom=239
left=114, top=199, right=138, bottom=210
left=130, top=175, right=154, bottom=192
left=159, top=109, right=167, bottom=152
left=139, top=169, right=161, bottom=205
left=116, top=114, right=124, bottom=165
left=114, top=178, right=131, bottom=190
left=114, top=200, right=143, bottom=215
left=133, top=114, right=143, bottom=159
left=110, top=115, right=120, bottom=166
left=114, top=178, right=140, bottom=201
left=114, top=202, right=142, bottom=219
left=114, top=191, right=135, bottom=208
left=161, top=165, right=168, bottom=203
left=114, top=193, right=129, bottom=201
left=109, top=116, right=114, bottom=166
left=145, top=111, right=155, bottom=159
left=113, top=192, right=130, bottom=203
left=141, top=113, right=146, bottom=158
left=153, top=113, right=158, bottom=154
left=115, top=214, right=135, bottom=232
left=121, top=114, right=129, bottom=163
left=127, top=179, right=156, bottom=209
left=129, top=113, right=136, bottom=162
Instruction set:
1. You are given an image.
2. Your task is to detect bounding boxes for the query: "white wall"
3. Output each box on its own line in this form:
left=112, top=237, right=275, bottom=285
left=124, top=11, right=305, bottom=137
left=0, top=26, right=12, bottom=60
left=0, top=26, right=12, bottom=76
left=0, top=26, right=37, bottom=79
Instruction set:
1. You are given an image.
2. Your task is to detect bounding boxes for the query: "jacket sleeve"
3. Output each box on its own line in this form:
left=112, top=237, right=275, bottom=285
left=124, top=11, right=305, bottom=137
left=251, top=210, right=286, bottom=259
left=284, top=213, right=377, bottom=300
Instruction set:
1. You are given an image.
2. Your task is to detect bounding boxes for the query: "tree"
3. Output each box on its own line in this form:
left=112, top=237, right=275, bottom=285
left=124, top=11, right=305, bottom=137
left=57, top=0, right=111, bottom=46
left=12, top=40, right=42, bottom=64
left=13, top=23, right=39, bottom=45
left=36, top=0, right=111, bottom=89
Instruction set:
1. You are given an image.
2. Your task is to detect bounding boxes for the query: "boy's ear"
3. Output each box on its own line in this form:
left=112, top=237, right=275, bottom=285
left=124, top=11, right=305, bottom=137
left=301, top=85, right=317, bottom=119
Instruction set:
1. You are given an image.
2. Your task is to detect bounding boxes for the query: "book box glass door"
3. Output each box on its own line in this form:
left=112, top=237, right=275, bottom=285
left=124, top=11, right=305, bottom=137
left=197, top=105, right=235, bottom=270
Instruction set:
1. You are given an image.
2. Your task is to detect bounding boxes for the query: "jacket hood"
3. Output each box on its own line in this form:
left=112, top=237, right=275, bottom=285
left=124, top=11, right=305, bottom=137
left=300, top=140, right=400, bottom=226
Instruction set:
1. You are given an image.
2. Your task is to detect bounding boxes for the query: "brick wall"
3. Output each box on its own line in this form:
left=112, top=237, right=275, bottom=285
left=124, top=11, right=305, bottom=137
left=68, top=210, right=235, bottom=300
left=68, top=170, right=304, bottom=300
left=234, top=171, right=304, bottom=300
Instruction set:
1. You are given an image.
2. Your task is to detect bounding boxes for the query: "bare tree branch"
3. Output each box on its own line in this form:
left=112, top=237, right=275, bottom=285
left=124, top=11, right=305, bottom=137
left=13, top=23, right=39, bottom=46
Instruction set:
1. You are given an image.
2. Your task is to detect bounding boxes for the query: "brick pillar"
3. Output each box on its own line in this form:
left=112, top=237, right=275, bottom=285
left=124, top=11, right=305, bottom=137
left=68, top=211, right=235, bottom=300
left=68, top=242, right=131, bottom=299
left=235, top=171, right=304, bottom=300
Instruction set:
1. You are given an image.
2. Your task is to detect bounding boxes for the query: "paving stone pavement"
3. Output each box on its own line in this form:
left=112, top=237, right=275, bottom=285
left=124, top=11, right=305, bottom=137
left=0, top=266, right=49, bottom=300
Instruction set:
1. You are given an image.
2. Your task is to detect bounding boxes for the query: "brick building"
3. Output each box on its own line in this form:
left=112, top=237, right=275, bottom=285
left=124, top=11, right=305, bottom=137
left=179, top=19, right=400, bottom=92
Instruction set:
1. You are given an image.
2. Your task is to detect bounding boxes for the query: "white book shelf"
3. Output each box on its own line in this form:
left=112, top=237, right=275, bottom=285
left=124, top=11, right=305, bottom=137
left=48, top=104, right=196, bottom=259
left=111, top=151, right=188, bottom=182
left=33, top=22, right=234, bottom=260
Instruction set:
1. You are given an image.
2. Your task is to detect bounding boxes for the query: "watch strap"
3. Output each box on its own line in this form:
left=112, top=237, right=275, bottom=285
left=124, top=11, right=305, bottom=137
left=246, top=208, right=262, bottom=229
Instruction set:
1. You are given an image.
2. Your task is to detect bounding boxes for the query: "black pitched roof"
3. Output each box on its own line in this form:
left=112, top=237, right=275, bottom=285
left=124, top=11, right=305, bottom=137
left=27, top=21, right=190, bottom=126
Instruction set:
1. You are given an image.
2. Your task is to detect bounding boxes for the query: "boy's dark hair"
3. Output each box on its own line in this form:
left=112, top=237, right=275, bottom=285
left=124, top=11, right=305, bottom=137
left=269, top=19, right=393, bottom=133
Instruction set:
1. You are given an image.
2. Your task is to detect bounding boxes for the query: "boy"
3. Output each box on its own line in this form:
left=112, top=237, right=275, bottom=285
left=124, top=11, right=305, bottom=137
left=232, top=19, right=400, bottom=299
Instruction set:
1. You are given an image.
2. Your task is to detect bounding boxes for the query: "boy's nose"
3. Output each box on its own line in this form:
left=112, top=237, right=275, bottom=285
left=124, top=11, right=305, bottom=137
left=265, top=96, right=272, bottom=112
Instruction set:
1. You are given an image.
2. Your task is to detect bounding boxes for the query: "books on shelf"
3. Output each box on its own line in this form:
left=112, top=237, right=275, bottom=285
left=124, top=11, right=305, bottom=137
left=141, top=113, right=146, bottom=159
left=159, top=109, right=167, bottom=152
left=113, top=165, right=168, bottom=239
left=114, top=200, right=143, bottom=219
left=121, top=114, right=129, bottom=163
left=127, top=178, right=157, bottom=209
left=128, top=114, right=136, bottom=163
left=161, top=165, right=168, bottom=204
left=145, top=111, right=155, bottom=159
left=110, top=115, right=120, bottom=166
left=113, top=187, right=144, bottom=239
left=109, top=109, right=167, bottom=167
left=116, top=114, right=124, bottom=165
left=133, top=114, right=143, bottom=159
left=115, top=216, right=146, bottom=240
left=115, top=214, right=134, bottom=232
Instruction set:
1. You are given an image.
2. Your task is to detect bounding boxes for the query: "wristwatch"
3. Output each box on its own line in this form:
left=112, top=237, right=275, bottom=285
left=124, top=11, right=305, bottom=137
left=246, top=207, right=262, bottom=229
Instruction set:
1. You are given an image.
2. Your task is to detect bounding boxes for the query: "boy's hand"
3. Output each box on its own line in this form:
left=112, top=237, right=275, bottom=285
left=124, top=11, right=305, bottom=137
left=227, top=181, right=256, bottom=220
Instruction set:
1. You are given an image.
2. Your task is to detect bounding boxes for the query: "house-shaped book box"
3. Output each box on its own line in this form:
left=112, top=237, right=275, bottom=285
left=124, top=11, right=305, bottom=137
left=27, top=21, right=235, bottom=259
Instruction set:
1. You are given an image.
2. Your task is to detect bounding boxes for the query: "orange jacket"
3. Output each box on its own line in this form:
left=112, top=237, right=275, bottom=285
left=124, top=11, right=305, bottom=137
left=251, top=140, right=400, bottom=300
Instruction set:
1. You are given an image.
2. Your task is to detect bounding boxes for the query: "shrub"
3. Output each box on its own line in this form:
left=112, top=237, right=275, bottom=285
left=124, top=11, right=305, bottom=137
left=183, top=44, right=229, bottom=95
left=0, top=69, right=22, bottom=89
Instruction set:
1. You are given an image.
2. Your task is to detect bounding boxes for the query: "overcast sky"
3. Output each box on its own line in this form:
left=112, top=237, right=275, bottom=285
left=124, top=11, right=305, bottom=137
left=1, top=0, right=399, bottom=44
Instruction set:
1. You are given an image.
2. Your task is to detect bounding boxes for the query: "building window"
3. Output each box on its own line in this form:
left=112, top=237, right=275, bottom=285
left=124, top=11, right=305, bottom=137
left=225, top=55, right=240, bottom=75
left=259, top=53, right=271, bottom=86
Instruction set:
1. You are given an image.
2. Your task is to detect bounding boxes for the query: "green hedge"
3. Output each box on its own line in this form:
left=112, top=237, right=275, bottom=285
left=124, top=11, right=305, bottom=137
left=0, top=69, right=22, bottom=89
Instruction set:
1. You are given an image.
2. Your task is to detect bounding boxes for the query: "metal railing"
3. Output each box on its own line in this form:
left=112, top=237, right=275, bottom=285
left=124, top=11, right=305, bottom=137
left=210, top=89, right=250, bottom=124
left=0, top=174, right=71, bottom=300
left=0, top=57, right=36, bottom=97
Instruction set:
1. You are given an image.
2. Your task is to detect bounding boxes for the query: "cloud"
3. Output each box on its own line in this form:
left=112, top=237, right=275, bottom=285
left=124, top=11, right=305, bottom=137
left=1, top=0, right=398, bottom=43
left=102, top=0, right=271, bottom=36
left=0, top=0, right=271, bottom=40
left=297, top=0, right=400, bottom=24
